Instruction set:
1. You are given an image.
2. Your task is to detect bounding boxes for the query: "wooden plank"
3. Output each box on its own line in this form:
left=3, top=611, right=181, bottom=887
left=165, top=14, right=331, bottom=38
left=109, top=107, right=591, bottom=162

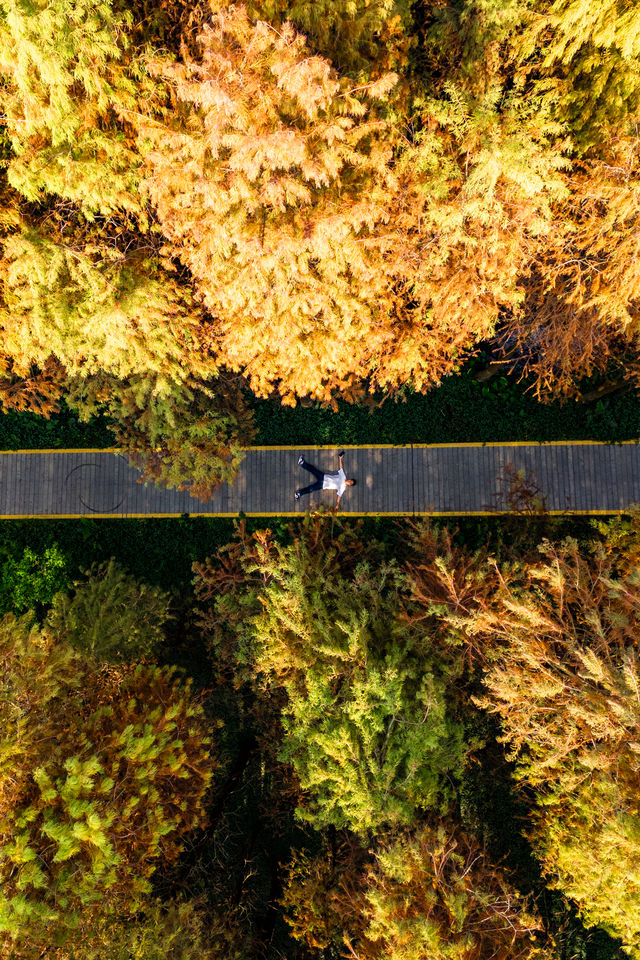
left=565, top=443, right=577, bottom=511
left=478, top=446, right=495, bottom=512
left=541, top=444, right=556, bottom=511
left=578, top=445, right=594, bottom=511
left=626, top=444, right=640, bottom=507
left=441, top=446, right=452, bottom=511
left=554, top=443, right=569, bottom=512
left=595, top=445, right=610, bottom=512
left=533, top=444, right=549, bottom=512
left=569, top=442, right=581, bottom=511
left=413, top=446, right=423, bottom=513
left=586, top=445, right=600, bottom=511
left=11, top=453, right=22, bottom=514
left=610, top=444, right=624, bottom=512
left=2, top=443, right=640, bottom=518
left=97, top=454, right=111, bottom=513
left=397, top=446, right=411, bottom=514
left=0, top=450, right=13, bottom=514
left=4, top=451, right=19, bottom=515
left=552, top=444, right=567, bottom=512
left=616, top=444, right=631, bottom=511
left=444, top=448, right=453, bottom=511
left=409, top=445, right=415, bottom=515
left=616, top=444, right=631, bottom=510
left=23, top=451, right=36, bottom=515
left=469, top=447, right=481, bottom=513
left=451, top=446, right=463, bottom=512
left=579, top=446, right=594, bottom=512
left=597, top=444, right=614, bottom=512
left=606, top=444, right=620, bottom=511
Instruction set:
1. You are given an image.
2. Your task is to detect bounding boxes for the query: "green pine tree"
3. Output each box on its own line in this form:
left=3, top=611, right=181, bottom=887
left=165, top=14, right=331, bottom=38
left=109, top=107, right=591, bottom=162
left=46, top=559, right=170, bottom=663
left=223, top=518, right=467, bottom=836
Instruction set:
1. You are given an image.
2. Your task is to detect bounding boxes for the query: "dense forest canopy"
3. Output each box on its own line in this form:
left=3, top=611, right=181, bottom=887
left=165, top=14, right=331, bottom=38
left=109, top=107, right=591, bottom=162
left=2, top=0, right=640, bottom=958
left=0, top=0, right=639, bottom=490
left=1, top=513, right=640, bottom=958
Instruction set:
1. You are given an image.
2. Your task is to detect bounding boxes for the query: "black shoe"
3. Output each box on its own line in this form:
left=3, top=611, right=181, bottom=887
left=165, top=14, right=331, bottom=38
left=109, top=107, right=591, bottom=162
left=298, top=456, right=304, bottom=465
left=294, top=491, right=301, bottom=501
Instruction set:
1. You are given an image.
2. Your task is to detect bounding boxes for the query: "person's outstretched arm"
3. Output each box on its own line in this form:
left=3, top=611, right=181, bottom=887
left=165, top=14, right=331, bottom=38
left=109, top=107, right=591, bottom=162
left=338, top=451, right=345, bottom=469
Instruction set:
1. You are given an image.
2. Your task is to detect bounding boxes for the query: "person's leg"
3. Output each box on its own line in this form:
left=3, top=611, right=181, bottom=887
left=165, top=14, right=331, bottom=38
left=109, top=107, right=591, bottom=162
left=300, top=460, right=324, bottom=482
left=297, top=479, right=324, bottom=498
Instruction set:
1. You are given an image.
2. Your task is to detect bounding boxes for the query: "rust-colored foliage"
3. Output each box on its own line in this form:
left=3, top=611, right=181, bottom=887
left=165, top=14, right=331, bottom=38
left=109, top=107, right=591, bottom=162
left=349, top=822, right=549, bottom=960
left=282, top=837, right=370, bottom=951
left=0, top=355, right=66, bottom=417
left=283, top=821, right=549, bottom=960
left=476, top=532, right=640, bottom=952
left=504, top=139, right=640, bottom=397
left=140, top=4, right=564, bottom=404
left=477, top=537, right=640, bottom=783
left=401, top=523, right=500, bottom=665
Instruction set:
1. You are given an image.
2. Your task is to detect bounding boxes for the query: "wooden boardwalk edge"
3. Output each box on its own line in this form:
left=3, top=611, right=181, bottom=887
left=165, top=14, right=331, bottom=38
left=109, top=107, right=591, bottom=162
left=0, top=444, right=638, bottom=518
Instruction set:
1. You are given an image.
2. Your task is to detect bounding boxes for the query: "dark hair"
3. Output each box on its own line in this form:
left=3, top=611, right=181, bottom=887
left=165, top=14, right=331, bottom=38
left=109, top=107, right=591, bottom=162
left=349, top=478, right=357, bottom=486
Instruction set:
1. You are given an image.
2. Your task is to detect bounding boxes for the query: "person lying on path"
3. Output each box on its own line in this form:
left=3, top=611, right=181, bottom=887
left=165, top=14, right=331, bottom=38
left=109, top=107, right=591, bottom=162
left=295, top=451, right=356, bottom=506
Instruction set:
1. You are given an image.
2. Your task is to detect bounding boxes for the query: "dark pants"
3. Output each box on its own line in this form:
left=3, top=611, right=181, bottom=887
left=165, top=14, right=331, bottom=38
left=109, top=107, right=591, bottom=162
left=297, top=460, right=325, bottom=498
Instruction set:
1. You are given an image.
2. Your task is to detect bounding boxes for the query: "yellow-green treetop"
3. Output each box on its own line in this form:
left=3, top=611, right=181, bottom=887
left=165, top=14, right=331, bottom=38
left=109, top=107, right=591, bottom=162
left=0, top=220, right=209, bottom=389
left=0, top=616, right=215, bottom=947
left=0, top=0, right=159, bottom=217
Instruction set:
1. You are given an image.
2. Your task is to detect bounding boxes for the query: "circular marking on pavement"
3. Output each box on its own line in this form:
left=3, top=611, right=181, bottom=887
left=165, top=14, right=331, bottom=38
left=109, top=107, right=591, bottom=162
left=65, top=459, right=127, bottom=514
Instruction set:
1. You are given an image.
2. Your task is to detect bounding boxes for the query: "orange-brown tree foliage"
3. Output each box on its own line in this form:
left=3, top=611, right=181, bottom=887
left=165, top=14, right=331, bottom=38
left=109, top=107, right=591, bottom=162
left=140, top=4, right=566, bottom=404
left=240, top=0, right=413, bottom=78
left=472, top=536, right=640, bottom=953
left=282, top=822, right=549, bottom=960
left=139, top=3, right=402, bottom=404
left=504, top=138, right=640, bottom=397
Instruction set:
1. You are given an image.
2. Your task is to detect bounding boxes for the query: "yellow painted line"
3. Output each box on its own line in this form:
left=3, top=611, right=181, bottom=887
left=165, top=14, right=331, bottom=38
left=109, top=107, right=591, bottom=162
left=2, top=440, right=639, bottom=456
left=0, top=447, right=120, bottom=455
left=254, top=441, right=640, bottom=449
left=410, top=439, right=640, bottom=448
left=249, top=444, right=407, bottom=451
left=0, top=508, right=631, bottom=520
left=412, top=509, right=628, bottom=516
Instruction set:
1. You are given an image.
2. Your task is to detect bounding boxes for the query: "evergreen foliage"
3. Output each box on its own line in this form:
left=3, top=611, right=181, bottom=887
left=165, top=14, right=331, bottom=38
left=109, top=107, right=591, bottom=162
left=0, top=545, right=70, bottom=614
left=2, top=0, right=640, bottom=952
left=68, top=374, right=254, bottom=498
left=60, top=900, right=219, bottom=960
left=242, top=0, right=414, bottom=77
left=0, top=221, right=206, bottom=386
left=199, top=518, right=467, bottom=835
left=517, top=0, right=640, bottom=148
left=46, top=558, right=170, bottom=662
left=0, top=208, right=255, bottom=496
